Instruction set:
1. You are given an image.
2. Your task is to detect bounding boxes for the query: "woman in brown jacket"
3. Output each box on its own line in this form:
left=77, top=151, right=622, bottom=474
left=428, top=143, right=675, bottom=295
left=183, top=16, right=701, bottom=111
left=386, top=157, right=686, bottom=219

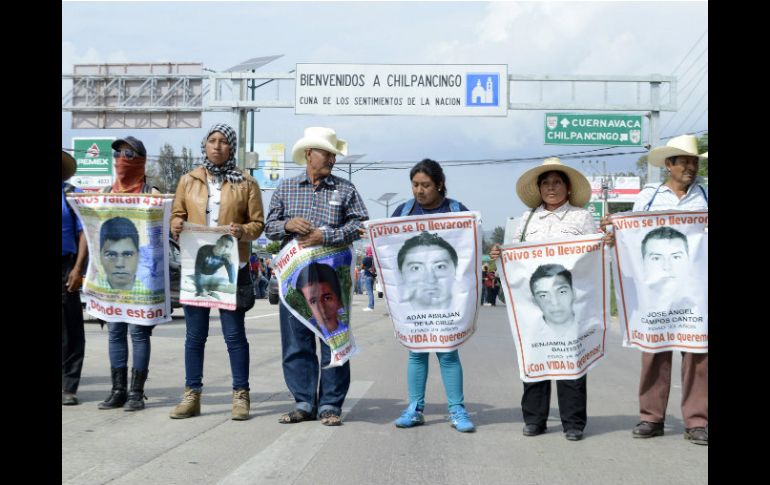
left=168, top=123, right=265, bottom=421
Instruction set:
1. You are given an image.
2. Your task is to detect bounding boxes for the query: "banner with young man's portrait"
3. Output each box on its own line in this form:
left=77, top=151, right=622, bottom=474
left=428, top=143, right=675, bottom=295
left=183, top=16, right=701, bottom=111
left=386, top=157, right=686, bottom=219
left=179, top=223, right=239, bottom=311
left=67, top=193, right=172, bottom=325
left=365, top=212, right=482, bottom=352
left=499, top=233, right=609, bottom=383
left=609, top=210, right=708, bottom=353
left=274, top=240, right=358, bottom=367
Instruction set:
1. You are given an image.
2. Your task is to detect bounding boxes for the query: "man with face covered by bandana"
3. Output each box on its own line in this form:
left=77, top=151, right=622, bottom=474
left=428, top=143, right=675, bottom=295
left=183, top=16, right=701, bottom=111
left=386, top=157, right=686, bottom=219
left=96, top=136, right=161, bottom=412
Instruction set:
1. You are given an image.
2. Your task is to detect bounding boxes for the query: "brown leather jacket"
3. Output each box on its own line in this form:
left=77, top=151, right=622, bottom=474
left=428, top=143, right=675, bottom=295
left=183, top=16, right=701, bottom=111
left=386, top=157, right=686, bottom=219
left=171, top=166, right=265, bottom=263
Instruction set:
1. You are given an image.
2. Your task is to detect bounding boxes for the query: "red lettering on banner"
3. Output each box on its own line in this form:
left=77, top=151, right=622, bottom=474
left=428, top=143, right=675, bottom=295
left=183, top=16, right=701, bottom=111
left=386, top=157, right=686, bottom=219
left=89, top=299, right=123, bottom=316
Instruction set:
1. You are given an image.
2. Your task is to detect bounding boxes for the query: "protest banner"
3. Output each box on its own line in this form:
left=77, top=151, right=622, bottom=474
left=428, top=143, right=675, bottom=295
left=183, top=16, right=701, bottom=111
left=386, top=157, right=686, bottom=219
left=609, top=210, right=708, bottom=353
left=499, top=233, right=608, bottom=382
left=365, top=212, right=482, bottom=351
left=179, top=223, right=239, bottom=311
left=68, top=193, right=172, bottom=325
left=273, top=240, right=358, bottom=367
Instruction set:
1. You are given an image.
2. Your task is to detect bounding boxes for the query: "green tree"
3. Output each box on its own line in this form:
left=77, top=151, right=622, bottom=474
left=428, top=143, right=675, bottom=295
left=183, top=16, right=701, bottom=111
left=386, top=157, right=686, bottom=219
left=266, top=241, right=281, bottom=254
left=147, top=144, right=197, bottom=193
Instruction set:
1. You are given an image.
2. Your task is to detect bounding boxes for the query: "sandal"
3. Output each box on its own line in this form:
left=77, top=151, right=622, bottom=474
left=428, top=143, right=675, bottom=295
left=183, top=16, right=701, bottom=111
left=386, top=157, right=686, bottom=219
left=319, top=410, right=342, bottom=426
left=278, top=409, right=314, bottom=424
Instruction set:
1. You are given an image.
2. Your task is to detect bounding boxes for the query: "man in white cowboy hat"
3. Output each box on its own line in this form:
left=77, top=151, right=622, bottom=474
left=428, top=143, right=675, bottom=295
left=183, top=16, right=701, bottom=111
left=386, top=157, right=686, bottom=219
left=265, top=127, right=368, bottom=426
left=632, top=135, right=709, bottom=445
left=490, top=157, right=598, bottom=442
left=613, top=134, right=708, bottom=445
left=62, top=150, right=89, bottom=406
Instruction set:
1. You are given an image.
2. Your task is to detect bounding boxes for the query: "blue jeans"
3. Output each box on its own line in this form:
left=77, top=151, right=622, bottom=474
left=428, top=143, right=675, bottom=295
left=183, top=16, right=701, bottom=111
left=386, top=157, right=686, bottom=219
left=407, top=350, right=465, bottom=412
left=183, top=305, right=249, bottom=390
left=279, top=303, right=350, bottom=416
left=107, top=322, right=154, bottom=371
left=364, top=275, right=375, bottom=309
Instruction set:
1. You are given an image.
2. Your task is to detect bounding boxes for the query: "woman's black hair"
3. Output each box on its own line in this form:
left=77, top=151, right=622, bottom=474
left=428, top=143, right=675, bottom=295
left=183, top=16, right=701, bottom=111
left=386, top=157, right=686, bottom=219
left=410, top=158, right=447, bottom=197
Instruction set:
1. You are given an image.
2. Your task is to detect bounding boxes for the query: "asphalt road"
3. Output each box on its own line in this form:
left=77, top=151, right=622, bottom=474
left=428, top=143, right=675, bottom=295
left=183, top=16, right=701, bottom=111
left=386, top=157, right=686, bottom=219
left=63, top=294, right=707, bottom=485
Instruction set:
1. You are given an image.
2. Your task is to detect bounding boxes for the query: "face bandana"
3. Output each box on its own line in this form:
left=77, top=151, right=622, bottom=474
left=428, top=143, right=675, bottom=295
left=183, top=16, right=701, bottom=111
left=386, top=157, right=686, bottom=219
left=112, top=156, right=147, bottom=193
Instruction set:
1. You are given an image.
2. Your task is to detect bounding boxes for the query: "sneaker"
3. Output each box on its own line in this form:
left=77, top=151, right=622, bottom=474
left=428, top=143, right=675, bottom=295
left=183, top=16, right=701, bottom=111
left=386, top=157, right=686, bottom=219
left=394, top=402, right=425, bottom=428
left=448, top=405, right=475, bottom=433
left=363, top=307, right=374, bottom=312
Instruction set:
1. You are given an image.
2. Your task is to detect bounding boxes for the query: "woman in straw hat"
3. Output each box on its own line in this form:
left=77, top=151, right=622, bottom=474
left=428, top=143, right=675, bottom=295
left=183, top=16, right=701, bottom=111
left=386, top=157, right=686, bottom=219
left=602, top=134, right=708, bottom=446
left=169, top=123, right=265, bottom=421
left=490, top=157, right=596, bottom=441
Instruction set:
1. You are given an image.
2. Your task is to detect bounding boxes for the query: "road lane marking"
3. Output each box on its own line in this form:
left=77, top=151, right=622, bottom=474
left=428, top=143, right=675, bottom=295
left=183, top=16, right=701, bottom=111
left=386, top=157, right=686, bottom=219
left=217, top=380, right=373, bottom=485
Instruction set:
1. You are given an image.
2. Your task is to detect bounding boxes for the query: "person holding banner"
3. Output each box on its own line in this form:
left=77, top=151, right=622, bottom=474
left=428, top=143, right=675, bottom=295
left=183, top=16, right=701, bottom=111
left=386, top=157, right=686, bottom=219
left=265, top=126, right=368, bottom=426
left=62, top=150, right=88, bottom=406
left=389, top=159, right=476, bottom=433
left=97, top=136, right=161, bottom=412
left=169, top=123, right=265, bottom=421
left=602, top=134, right=708, bottom=445
left=490, top=157, right=595, bottom=441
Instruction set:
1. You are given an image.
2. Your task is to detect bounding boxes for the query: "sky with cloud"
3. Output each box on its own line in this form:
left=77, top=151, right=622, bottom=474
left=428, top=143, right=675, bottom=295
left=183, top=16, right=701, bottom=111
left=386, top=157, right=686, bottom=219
left=62, top=1, right=708, bottom=229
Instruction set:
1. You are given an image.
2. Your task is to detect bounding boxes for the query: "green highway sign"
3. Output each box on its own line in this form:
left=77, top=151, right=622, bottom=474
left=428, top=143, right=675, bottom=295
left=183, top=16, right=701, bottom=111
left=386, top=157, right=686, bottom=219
left=585, top=201, right=604, bottom=224
left=545, top=113, right=643, bottom=146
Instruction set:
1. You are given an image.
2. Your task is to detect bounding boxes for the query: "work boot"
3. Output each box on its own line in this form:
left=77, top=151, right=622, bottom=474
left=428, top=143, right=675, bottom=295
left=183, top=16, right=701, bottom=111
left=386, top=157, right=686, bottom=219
left=232, top=389, right=250, bottom=421
left=169, top=388, right=201, bottom=419
left=98, top=367, right=128, bottom=409
left=632, top=421, right=664, bottom=438
left=124, top=368, right=149, bottom=412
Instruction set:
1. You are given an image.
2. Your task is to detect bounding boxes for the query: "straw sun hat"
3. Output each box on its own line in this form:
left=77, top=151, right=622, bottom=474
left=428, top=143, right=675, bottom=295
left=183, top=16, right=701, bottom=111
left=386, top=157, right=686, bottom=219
left=515, top=157, right=592, bottom=209
left=291, top=127, right=348, bottom=165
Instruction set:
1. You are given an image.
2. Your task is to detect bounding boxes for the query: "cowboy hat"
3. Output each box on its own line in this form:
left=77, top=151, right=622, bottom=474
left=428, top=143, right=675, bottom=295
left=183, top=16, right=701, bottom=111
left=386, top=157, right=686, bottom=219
left=62, top=150, right=77, bottom=180
left=647, top=134, right=704, bottom=167
left=516, top=157, right=592, bottom=208
left=291, top=127, right=348, bottom=165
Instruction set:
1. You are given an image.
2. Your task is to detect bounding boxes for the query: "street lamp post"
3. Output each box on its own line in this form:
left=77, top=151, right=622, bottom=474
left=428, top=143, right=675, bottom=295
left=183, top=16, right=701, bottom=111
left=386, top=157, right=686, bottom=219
left=369, top=192, right=406, bottom=217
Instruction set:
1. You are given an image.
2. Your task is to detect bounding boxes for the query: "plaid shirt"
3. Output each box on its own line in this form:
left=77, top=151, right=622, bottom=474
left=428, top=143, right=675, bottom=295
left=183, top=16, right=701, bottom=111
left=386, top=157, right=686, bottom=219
left=265, top=172, right=368, bottom=247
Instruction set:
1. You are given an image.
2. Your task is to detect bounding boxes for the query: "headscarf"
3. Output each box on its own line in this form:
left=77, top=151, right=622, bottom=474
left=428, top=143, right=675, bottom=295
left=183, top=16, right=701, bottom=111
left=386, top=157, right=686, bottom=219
left=201, top=123, right=244, bottom=185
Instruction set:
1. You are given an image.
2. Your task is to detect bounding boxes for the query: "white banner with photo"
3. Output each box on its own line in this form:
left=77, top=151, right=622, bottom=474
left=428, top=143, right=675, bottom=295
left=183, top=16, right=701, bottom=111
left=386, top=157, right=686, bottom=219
left=67, top=193, right=172, bottom=325
left=499, top=233, right=609, bottom=382
left=273, top=240, right=358, bottom=367
left=609, top=210, right=708, bottom=353
left=179, top=223, right=239, bottom=311
left=364, top=212, right=482, bottom=352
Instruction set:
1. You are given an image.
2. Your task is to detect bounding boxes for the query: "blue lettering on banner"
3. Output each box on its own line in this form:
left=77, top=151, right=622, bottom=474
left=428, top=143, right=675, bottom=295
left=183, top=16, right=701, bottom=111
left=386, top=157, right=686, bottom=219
left=466, top=73, right=499, bottom=106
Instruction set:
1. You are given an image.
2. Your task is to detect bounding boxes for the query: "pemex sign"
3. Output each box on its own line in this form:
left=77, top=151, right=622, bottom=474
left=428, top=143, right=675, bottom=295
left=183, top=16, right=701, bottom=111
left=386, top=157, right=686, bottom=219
left=70, top=137, right=115, bottom=190
left=545, top=113, right=643, bottom=146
